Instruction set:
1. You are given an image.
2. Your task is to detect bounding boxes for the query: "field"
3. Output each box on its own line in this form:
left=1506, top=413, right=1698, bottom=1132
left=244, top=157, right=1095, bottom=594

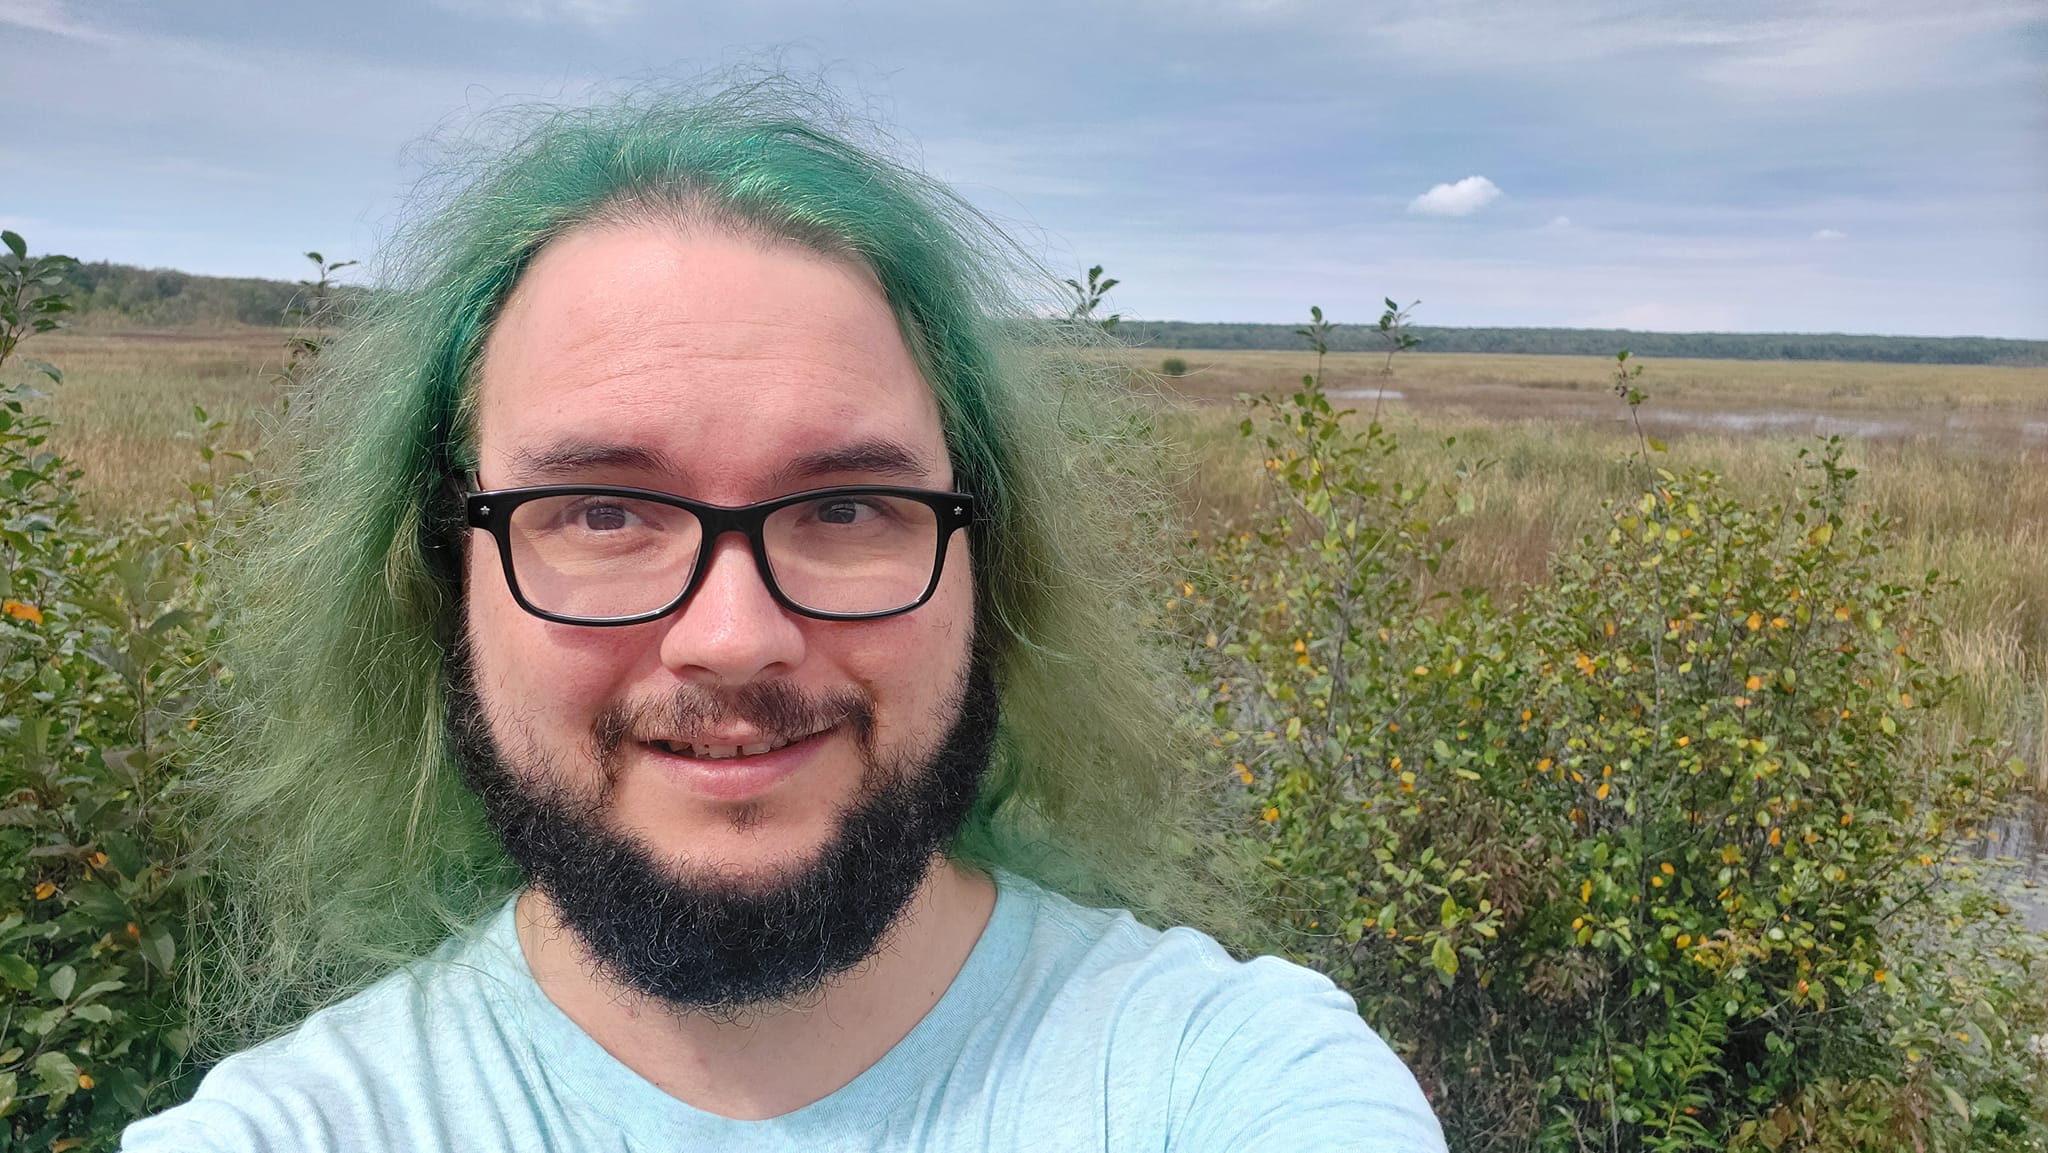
left=29, top=331, right=2048, bottom=854
left=14, top=326, right=2048, bottom=1144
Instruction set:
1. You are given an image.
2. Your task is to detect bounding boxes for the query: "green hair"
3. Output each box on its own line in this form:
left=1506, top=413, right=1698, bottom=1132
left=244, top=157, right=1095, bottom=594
left=193, top=80, right=1242, bottom=1050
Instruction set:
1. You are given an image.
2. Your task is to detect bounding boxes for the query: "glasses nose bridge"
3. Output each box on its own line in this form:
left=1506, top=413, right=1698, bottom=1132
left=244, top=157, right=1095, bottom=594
left=685, top=501, right=779, bottom=591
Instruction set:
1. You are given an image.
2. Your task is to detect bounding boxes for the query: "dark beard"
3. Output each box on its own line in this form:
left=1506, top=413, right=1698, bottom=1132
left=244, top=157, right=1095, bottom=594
left=444, top=635, right=997, bottom=1017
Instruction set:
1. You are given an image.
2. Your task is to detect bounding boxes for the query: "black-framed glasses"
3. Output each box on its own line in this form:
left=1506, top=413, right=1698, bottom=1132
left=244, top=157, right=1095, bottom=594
left=463, top=482, right=976, bottom=626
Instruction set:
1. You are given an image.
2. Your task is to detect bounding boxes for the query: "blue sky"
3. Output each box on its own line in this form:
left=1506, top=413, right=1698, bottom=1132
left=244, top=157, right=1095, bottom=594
left=3, top=0, right=2043, bottom=336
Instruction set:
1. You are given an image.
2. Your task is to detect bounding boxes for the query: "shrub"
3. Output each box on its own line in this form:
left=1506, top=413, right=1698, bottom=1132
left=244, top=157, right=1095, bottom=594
left=1, top=234, right=222, bottom=1149
left=1162, top=356, right=1188, bottom=377
left=1183, top=353, right=2048, bottom=1150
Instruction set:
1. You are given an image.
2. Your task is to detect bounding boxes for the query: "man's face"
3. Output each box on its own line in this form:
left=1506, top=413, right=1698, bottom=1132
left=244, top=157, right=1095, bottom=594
left=459, top=223, right=984, bottom=1005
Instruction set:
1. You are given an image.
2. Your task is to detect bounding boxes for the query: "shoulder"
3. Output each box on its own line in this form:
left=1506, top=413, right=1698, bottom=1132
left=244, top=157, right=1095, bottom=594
left=121, top=911, right=539, bottom=1153
left=996, top=876, right=1446, bottom=1152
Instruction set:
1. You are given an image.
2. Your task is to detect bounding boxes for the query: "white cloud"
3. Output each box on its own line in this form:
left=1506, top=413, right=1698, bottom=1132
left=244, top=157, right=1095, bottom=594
left=1408, top=175, right=1502, bottom=217
left=1544, top=215, right=1573, bottom=230
left=1812, top=228, right=1848, bottom=240
left=0, top=0, right=117, bottom=44
left=429, top=0, right=638, bottom=29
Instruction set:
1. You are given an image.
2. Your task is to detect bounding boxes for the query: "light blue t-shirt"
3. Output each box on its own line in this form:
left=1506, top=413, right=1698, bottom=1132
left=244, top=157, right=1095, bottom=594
left=124, top=873, right=1445, bottom=1151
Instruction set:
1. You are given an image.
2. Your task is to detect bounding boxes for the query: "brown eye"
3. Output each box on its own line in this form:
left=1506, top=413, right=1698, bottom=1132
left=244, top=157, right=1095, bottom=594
left=583, top=504, right=629, bottom=531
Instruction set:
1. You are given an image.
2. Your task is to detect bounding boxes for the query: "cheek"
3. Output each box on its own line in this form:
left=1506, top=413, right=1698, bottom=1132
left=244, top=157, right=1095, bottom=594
left=847, top=541, right=975, bottom=724
left=462, top=552, right=632, bottom=725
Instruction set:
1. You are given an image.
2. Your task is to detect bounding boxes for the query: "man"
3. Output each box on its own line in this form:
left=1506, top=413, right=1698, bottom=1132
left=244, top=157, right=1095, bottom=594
left=123, top=88, right=1444, bottom=1151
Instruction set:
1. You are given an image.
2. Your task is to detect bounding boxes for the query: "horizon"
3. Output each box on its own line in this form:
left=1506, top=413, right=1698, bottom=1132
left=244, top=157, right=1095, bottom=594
left=4, top=1, right=2042, bottom=340
left=48, top=257, right=2044, bottom=344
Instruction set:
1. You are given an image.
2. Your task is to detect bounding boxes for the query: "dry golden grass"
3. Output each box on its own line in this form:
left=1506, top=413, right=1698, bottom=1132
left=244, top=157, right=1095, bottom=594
left=26, top=330, right=286, bottom=516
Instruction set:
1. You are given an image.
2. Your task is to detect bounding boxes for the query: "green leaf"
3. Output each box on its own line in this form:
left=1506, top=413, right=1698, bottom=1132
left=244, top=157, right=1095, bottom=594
left=47, top=963, right=75, bottom=1001
left=32, top=1050, right=78, bottom=1106
left=1, top=230, right=25, bottom=259
left=140, top=927, right=176, bottom=973
left=0, top=954, right=35, bottom=991
left=1431, top=936, right=1459, bottom=980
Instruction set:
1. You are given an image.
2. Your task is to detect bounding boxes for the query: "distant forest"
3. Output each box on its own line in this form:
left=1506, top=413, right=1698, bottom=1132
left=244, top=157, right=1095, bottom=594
left=65, top=261, right=368, bottom=328
left=1117, top=321, right=2048, bottom=367
left=62, top=260, right=2046, bottom=367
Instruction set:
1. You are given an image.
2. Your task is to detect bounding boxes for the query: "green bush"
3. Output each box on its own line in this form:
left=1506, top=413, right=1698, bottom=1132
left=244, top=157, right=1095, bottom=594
left=1184, top=361, right=2048, bottom=1150
left=1161, top=356, right=1188, bottom=377
left=1, top=234, right=222, bottom=1150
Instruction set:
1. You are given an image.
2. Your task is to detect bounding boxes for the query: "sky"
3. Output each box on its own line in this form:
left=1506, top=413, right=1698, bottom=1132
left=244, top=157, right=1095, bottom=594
left=3, top=0, right=2044, bottom=337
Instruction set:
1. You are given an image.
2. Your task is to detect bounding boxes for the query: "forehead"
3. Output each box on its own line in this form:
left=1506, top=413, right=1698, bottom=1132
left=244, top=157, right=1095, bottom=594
left=472, top=223, right=947, bottom=495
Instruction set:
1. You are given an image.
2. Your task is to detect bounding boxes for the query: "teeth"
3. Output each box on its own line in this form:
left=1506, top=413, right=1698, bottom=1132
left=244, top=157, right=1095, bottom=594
left=653, top=730, right=821, bottom=760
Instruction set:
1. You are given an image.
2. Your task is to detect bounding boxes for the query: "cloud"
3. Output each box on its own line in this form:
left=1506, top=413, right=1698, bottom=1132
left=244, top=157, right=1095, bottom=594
left=429, top=0, right=638, bottom=29
left=1812, top=228, right=1848, bottom=241
left=1544, top=215, right=1573, bottom=230
left=1408, top=175, right=1502, bottom=217
left=0, top=0, right=117, bottom=44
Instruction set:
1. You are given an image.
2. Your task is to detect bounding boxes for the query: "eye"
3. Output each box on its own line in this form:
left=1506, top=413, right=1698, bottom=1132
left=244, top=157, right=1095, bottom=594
left=814, top=498, right=876, bottom=526
left=552, top=497, right=646, bottom=534
left=581, top=503, right=630, bottom=531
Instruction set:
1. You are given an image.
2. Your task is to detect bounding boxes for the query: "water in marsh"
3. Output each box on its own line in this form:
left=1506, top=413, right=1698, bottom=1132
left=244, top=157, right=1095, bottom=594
left=1985, top=803, right=2048, bottom=932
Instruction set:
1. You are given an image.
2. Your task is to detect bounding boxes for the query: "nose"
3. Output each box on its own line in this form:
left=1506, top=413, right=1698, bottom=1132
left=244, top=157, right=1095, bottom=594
left=656, top=530, right=806, bottom=684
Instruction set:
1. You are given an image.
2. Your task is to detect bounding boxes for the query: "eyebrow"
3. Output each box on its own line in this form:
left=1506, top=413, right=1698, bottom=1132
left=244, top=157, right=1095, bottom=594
left=507, top=441, right=684, bottom=482
left=767, top=438, right=936, bottom=487
left=503, top=436, right=936, bottom=488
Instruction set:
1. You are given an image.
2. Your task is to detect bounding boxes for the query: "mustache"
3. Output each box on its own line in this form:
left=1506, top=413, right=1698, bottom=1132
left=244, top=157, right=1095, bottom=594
left=590, top=680, right=875, bottom=758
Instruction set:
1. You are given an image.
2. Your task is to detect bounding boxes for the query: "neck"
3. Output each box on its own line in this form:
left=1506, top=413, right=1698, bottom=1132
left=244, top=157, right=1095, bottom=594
left=514, top=856, right=996, bottom=1120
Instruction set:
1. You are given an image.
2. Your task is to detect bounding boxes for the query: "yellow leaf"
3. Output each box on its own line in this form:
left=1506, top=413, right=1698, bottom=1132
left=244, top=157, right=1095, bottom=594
left=1660, top=862, right=1675, bottom=875
left=1676, top=736, right=1690, bottom=748
left=34, top=881, right=56, bottom=900
left=1771, top=617, right=1790, bottom=629
left=1536, top=758, right=1553, bottom=772
left=1, top=599, right=42, bottom=624
left=1261, top=807, right=1279, bottom=823
left=1596, top=781, right=1611, bottom=800
left=1746, top=612, right=1763, bottom=630
left=1834, top=605, right=1852, bottom=621
left=1581, top=880, right=1593, bottom=902
left=1745, top=675, right=1763, bottom=691
left=77, top=1072, right=94, bottom=1090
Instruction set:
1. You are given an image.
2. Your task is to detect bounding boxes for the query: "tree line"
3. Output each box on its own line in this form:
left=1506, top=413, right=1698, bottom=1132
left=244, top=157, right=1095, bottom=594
left=1119, top=321, right=2048, bottom=367
left=56, top=259, right=2048, bottom=367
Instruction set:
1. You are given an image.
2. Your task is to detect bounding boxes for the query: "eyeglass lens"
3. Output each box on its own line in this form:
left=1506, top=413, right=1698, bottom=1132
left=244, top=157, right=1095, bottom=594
left=504, top=491, right=943, bottom=619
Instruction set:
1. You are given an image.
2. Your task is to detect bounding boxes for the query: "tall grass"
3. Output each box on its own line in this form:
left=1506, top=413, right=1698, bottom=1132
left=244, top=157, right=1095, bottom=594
left=1162, top=401, right=2048, bottom=803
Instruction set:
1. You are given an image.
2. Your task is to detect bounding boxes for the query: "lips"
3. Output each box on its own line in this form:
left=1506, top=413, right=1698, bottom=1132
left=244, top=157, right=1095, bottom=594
left=643, top=719, right=837, bottom=762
